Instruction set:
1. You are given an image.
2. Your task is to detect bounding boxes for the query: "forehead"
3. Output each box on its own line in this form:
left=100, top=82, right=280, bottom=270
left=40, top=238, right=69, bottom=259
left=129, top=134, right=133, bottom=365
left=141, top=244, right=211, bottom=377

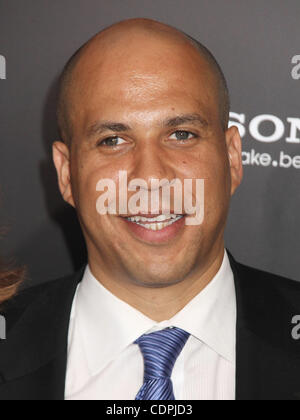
left=68, top=33, right=219, bottom=127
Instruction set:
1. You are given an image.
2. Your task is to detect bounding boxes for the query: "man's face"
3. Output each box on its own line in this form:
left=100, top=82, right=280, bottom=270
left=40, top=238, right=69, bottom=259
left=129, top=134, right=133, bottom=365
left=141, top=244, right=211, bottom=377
left=53, top=32, right=242, bottom=287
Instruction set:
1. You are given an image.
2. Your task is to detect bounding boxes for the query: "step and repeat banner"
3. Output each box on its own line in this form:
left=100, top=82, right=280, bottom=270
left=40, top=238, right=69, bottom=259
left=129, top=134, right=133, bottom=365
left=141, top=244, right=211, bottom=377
left=0, top=0, right=299, bottom=285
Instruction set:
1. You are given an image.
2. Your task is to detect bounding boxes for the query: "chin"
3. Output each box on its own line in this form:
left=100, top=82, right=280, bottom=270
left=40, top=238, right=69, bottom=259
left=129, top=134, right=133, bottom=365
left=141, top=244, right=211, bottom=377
left=136, top=276, right=185, bottom=289
left=130, top=263, right=188, bottom=288
left=126, top=249, right=197, bottom=286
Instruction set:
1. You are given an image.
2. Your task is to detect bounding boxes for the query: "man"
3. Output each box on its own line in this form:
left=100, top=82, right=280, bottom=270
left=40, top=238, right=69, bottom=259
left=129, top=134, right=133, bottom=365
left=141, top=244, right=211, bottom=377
left=1, top=18, right=300, bottom=401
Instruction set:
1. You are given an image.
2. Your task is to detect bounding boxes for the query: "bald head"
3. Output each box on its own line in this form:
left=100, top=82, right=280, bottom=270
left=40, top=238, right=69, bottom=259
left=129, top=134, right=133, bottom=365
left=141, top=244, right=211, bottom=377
left=57, top=18, right=230, bottom=145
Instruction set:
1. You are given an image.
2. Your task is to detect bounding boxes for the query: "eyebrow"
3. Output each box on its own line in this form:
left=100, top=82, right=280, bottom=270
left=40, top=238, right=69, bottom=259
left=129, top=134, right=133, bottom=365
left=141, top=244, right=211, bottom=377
left=86, top=113, right=209, bottom=138
left=86, top=122, right=131, bottom=138
left=164, top=114, right=208, bottom=128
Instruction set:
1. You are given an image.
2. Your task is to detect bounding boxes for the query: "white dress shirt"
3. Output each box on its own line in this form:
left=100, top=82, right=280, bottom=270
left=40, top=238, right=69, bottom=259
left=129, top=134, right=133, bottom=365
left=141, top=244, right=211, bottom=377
left=65, top=250, right=236, bottom=400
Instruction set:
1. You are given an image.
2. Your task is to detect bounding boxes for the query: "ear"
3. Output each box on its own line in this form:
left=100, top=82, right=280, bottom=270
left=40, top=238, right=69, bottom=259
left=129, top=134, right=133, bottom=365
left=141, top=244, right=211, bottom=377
left=225, top=126, right=243, bottom=196
left=52, top=141, right=75, bottom=207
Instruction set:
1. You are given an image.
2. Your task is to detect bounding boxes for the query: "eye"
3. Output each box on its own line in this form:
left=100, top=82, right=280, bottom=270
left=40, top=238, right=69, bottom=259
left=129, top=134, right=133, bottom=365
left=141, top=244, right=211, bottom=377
left=169, top=131, right=196, bottom=142
left=98, top=136, right=127, bottom=147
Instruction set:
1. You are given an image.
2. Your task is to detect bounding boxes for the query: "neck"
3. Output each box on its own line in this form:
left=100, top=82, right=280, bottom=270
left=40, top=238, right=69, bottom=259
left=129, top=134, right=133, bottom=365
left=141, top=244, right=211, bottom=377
left=88, top=246, right=225, bottom=322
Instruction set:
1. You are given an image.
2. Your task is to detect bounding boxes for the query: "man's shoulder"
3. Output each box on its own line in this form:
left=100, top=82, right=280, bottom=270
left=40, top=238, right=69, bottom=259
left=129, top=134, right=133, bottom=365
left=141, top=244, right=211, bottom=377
left=233, top=256, right=300, bottom=298
left=229, top=256, right=300, bottom=400
left=1, top=268, right=85, bottom=332
left=0, top=268, right=84, bottom=387
left=3, top=269, right=83, bottom=309
left=230, top=254, right=300, bottom=351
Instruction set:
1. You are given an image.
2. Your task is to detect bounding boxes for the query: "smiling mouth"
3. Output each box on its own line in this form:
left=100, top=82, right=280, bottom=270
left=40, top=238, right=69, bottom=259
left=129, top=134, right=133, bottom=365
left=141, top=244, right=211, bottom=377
left=121, top=214, right=185, bottom=231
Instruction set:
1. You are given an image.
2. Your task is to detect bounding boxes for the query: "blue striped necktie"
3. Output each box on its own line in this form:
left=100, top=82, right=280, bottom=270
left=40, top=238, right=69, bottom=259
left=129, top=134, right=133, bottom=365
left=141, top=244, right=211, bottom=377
left=134, top=327, right=190, bottom=400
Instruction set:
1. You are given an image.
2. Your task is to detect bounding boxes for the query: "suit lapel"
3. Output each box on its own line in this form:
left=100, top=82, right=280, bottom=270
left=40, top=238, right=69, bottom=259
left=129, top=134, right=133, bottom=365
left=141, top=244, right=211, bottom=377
left=0, top=268, right=84, bottom=400
left=229, top=253, right=300, bottom=400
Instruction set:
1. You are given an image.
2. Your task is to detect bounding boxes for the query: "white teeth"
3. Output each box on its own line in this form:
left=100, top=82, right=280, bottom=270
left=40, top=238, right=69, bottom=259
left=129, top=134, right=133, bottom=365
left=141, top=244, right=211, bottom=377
left=144, top=224, right=156, bottom=231
left=126, top=214, right=184, bottom=231
left=127, top=214, right=183, bottom=223
left=155, top=214, right=170, bottom=222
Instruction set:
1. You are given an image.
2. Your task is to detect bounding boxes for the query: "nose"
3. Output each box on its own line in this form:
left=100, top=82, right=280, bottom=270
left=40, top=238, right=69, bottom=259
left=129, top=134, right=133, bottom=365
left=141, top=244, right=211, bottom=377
left=130, top=142, right=177, bottom=190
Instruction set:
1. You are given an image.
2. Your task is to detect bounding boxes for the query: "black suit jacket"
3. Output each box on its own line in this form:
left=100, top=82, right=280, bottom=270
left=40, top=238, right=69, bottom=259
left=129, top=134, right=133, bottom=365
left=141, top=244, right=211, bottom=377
left=1, top=253, right=300, bottom=400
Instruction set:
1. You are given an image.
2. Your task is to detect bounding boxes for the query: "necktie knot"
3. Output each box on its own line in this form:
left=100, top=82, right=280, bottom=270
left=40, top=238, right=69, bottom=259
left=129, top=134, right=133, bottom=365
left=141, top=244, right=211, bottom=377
left=134, top=327, right=190, bottom=381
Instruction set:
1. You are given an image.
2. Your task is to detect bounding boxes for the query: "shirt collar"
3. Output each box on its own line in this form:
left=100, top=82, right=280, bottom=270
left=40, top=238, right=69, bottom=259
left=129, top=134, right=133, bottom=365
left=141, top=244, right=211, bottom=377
left=74, top=250, right=236, bottom=376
